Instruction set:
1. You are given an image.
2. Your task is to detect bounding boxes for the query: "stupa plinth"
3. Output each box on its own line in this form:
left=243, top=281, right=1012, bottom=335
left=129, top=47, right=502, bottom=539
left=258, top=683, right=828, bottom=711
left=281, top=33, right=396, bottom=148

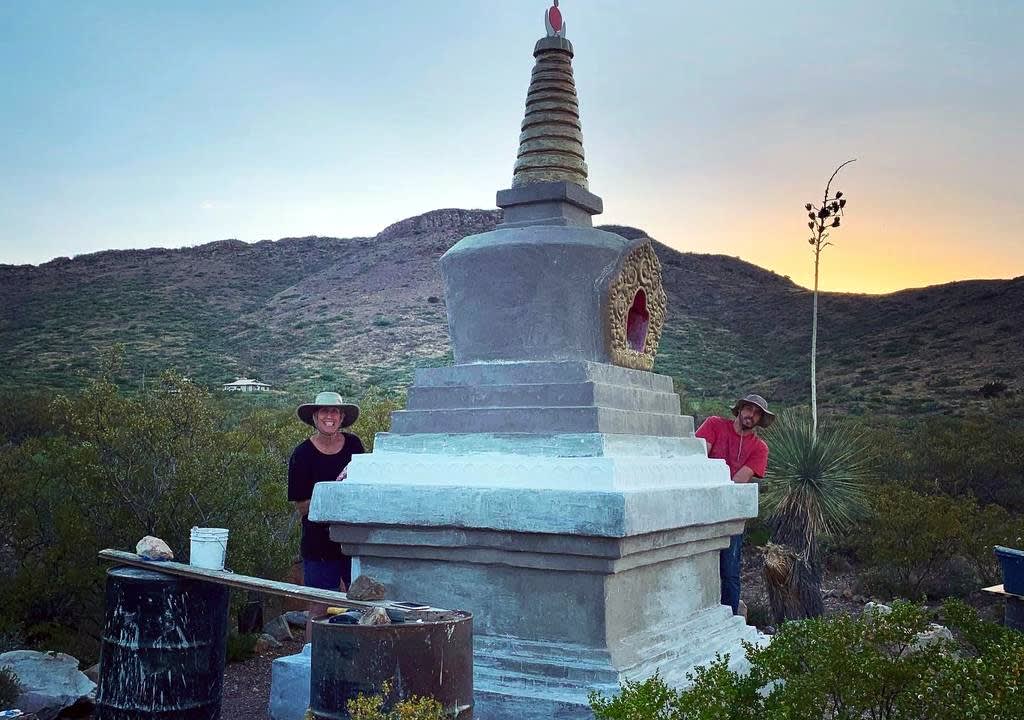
left=311, top=4, right=764, bottom=717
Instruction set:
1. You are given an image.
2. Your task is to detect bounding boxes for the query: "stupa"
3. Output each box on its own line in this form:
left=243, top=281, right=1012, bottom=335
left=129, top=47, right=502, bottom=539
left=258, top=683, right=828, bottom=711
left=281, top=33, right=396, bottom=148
left=312, top=4, right=764, bottom=717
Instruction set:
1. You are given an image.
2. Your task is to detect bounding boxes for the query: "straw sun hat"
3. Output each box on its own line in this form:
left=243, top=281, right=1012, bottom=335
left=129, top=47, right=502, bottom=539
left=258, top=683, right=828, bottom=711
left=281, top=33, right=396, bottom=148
left=296, top=391, right=360, bottom=428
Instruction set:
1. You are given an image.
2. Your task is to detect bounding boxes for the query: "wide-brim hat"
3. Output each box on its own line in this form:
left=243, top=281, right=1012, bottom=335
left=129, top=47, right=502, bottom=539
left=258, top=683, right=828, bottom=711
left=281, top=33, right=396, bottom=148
left=731, top=394, right=776, bottom=428
left=297, top=391, right=360, bottom=428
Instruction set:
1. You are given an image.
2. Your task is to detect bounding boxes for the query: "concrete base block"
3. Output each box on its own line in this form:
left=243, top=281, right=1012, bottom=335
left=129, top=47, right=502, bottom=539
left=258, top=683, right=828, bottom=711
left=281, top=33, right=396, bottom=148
left=268, top=643, right=310, bottom=720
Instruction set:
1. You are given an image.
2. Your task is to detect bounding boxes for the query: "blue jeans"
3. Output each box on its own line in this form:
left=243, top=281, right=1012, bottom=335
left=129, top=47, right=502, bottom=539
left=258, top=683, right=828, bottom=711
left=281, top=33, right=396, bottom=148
left=720, top=533, right=743, bottom=614
left=303, top=558, right=349, bottom=591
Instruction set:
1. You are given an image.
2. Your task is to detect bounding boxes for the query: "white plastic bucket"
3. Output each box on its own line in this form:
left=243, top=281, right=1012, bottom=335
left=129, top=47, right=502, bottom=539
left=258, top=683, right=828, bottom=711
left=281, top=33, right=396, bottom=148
left=189, top=527, right=229, bottom=570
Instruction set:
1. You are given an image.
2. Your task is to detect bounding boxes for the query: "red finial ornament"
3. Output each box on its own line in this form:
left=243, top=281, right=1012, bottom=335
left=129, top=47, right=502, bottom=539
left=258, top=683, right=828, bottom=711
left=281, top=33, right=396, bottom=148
left=545, top=0, right=565, bottom=38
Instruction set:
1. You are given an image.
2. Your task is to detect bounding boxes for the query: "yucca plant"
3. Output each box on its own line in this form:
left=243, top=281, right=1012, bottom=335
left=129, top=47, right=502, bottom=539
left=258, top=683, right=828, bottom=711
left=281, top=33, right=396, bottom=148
left=760, top=408, right=871, bottom=622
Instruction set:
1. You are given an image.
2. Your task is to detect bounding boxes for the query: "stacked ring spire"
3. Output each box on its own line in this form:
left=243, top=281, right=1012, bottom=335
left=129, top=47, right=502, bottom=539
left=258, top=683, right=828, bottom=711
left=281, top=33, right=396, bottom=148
left=512, top=38, right=588, bottom=189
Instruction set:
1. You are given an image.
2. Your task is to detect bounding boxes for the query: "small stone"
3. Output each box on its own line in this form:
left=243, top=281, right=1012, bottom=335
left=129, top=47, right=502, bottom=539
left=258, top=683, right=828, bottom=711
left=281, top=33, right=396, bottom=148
left=83, top=663, right=100, bottom=684
left=347, top=575, right=386, bottom=601
left=256, top=634, right=283, bottom=652
left=135, top=536, right=173, bottom=561
left=358, top=607, right=391, bottom=626
left=263, top=614, right=293, bottom=642
left=841, top=588, right=853, bottom=600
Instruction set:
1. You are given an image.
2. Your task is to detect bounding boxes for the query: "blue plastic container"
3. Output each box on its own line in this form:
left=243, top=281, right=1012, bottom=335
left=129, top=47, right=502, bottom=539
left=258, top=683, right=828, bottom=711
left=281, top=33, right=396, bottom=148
left=994, top=545, right=1024, bottom=595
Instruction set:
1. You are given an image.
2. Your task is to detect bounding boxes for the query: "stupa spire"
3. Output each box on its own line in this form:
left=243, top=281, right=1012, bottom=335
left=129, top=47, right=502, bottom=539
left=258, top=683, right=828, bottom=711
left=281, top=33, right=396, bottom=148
left=496, top=2, right=602, bottom=229
left=513, top=3, right=587, bottom=189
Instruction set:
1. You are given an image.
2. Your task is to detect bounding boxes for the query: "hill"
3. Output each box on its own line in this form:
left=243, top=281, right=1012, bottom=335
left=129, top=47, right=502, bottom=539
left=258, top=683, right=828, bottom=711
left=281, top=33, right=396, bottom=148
left=1, top=209, right=1021, bottom=416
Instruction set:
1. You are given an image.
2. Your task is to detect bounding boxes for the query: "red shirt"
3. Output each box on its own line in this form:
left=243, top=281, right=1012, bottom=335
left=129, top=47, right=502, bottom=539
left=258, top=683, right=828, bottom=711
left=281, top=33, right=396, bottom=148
left=695, top=415, right=769, bottom=480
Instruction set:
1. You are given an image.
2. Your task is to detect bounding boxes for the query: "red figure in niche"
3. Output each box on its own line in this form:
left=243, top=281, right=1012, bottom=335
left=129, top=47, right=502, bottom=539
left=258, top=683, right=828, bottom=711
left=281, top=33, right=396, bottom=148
left=626, top=290, right=650, bottom=352
left=545, top=0, right=564, bottom=37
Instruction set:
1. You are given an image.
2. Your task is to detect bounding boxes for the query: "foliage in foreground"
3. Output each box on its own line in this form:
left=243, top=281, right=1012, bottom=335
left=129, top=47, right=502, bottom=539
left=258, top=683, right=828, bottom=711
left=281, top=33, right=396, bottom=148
left=590, top=601, right=1024, bottom=720
left=344, top=681, right=448, bottom=720
left=0, top=665, right=22, bottom=707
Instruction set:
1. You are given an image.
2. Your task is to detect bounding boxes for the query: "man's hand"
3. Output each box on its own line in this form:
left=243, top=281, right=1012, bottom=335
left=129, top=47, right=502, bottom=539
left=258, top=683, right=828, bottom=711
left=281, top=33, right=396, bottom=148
left=732, top=466, right=756, bottom=484
left=293, top=499, right=311, bottom=518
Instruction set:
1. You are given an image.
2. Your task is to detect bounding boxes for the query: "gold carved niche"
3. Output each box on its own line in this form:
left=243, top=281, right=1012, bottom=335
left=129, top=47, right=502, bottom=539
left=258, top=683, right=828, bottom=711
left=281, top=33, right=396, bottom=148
left=607, top=241, right=667, bottom=371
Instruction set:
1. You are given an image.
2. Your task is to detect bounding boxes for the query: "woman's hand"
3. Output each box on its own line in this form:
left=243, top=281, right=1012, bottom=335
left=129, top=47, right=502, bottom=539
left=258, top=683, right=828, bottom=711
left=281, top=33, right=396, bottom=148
left=336, top=467, right=349, bottom=481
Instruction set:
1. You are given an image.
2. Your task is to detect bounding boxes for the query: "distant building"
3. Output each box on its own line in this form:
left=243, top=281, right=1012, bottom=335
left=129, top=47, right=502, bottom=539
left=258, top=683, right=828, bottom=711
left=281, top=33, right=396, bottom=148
left=222, top=377, right=271, bottom=393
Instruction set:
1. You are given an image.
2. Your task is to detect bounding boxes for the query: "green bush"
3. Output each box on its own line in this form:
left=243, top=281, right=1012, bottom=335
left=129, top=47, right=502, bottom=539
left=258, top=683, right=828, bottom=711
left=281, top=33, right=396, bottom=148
left=0, top=356, right=300, bottom=661
left=225, top=631, right=260, bottom=664
left=590, top=601, right=1024, bottom=720
left=346, top=681, right=447, bottom=720
left=856, top=486, right=1024, bottom=599
left=0, top=665, right=22, bottom=707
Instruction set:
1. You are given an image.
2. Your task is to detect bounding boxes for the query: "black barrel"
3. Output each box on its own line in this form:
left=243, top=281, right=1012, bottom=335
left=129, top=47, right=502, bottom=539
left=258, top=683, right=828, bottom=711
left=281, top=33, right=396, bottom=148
left=310, top=610, right=473, bottom=720
left=96, top=566, right=230, bottom=719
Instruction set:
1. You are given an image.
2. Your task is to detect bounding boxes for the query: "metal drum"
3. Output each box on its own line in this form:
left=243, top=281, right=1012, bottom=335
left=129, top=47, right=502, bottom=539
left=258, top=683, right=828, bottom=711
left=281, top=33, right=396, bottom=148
left=310, top=610, right=473, bottom=719
left=96, top=566, right=230, bottom=719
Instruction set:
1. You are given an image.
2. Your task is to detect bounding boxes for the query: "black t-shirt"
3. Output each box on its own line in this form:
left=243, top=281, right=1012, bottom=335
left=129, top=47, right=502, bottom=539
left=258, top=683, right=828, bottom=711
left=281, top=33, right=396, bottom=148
left=287, top=433, right=365, bottom=560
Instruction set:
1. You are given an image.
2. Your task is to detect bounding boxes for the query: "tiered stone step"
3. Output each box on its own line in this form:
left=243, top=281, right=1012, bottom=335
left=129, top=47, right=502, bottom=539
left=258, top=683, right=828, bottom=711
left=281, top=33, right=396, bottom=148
left=390, top=361, right=690, bottom=437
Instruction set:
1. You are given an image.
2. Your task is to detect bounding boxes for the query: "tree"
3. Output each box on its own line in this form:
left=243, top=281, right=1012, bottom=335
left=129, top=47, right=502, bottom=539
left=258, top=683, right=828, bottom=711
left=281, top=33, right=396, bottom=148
left=805, top=159, right=855, bottom=440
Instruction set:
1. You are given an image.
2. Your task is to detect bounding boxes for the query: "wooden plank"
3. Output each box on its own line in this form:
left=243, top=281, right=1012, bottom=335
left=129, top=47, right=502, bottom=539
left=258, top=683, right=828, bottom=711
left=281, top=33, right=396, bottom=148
left=98, top=549, right=445, bottom=613
left=982, top=584, right=1024, bottom=599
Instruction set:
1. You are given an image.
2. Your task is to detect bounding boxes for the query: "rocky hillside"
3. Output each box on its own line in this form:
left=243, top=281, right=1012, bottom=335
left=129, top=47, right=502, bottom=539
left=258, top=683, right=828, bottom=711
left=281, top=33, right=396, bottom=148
left=1, top=209, right=1020, bottom=416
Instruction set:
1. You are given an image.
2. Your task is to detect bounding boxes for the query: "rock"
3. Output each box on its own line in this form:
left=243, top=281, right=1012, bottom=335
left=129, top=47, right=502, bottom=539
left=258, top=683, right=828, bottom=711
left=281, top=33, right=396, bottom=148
left=135, top=536, right=173, bottom=561
left=263, top=615, right=293, bottom=643
left=358, top=607, right=391, bottom=626
left=863, top=601, right=892, bottom=615
left=283, top=610, right=309, bottom=628
left=0, top=650, right=95, bottom=720
left=841, top=588, right=854, bottom=600
left=347, top=575, right=386, bottom=601
left=910, top=624, right=954, bottom=654
left=853, top=594, right=867, bottom=604
left=256, top=634, right=283, bottom=652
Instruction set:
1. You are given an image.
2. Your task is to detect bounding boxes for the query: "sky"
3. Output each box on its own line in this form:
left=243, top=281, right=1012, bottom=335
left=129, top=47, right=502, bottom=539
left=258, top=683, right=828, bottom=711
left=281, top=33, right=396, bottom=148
left=1, top=1, right=1021, bottom=293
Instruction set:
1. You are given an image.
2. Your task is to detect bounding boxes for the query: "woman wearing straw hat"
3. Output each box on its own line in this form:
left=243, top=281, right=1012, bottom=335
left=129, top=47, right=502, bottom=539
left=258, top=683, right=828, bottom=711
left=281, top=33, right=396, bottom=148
left=287, top=391, right=365, bottom=595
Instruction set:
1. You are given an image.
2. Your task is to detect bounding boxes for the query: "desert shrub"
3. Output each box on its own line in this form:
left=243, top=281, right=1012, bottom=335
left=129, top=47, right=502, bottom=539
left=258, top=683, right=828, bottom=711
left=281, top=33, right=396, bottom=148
left=225, top=631, right=259, bottom=664
left=345, top=681, right=446, bottom=720
left=0, top=355, right=299, bottom=661
left=868, top=411, right=1024, bottom=513
left=0, top=665, right=22, bottom=707
left=590, top=601, right=1024, bottom=720
left=856, top=485, right=1024, bottom=599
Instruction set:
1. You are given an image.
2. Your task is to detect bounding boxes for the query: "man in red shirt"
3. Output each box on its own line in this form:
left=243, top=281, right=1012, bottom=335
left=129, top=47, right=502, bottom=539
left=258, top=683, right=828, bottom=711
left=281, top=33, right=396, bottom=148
left=695, top=394, right=775, bottom=615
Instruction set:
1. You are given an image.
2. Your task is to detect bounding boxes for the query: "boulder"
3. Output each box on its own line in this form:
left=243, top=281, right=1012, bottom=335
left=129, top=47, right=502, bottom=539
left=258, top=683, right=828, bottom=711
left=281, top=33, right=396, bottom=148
left=0, top=651, right=95, bottom=720
left=347, top=575, right=386, bottom=601
left=135, top=536, right=173, bottom=561
left=263, top=614, right=293, bottom=642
